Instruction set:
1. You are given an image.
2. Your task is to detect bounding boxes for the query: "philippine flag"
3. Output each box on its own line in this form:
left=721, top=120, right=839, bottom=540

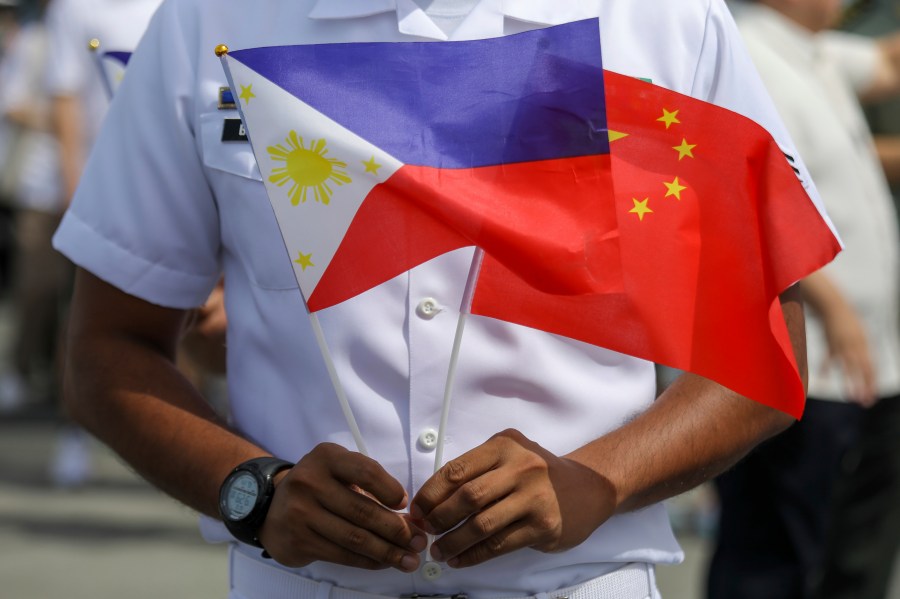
left=221, top=20, right=623, bottom=312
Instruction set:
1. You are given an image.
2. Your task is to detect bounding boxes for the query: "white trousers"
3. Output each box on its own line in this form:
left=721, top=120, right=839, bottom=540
left=228, top=544, right=662, bottom=599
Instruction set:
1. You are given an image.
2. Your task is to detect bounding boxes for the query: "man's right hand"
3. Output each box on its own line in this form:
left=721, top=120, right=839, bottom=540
left=259, top=443, right=426, bottom=572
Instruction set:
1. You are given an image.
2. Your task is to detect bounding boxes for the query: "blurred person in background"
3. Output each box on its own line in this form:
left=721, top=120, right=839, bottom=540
left=708, top=1, right=900, bottom=598
left=815, top=1, right=900, bottom=598
left=0, top=0, right=16, bottom=50
left=0, top=0, right=68, bottom=416
left=44, top=0, right=163, bottom=202
left=39, top=0, right=164, bottom=486
left=0, top=0, right=21, bottom=292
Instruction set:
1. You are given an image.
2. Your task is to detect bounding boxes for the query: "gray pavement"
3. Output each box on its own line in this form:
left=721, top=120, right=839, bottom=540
left=0, top=410, right=896, bottom=599
left=0, top=414, right=228, bottom=599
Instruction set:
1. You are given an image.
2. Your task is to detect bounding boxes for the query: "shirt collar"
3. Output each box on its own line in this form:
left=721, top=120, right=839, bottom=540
left=308, top=0, right=600, bottom=40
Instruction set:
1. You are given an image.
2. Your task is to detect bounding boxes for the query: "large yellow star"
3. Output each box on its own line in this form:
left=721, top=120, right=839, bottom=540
left=663, top=176, right=687, bottom=200
left=239, top=84, right=256, bottom=105
left=657, top=108, right=681, bottom=129
left=629, top=197, right=653, bottom=221
left=672, top=138, right=696, bottom=160
left=362, top=156, right=382, bottom=174
left=608, top=130, right=629, bottom=142
left=293, top=251, right=314, bottom=271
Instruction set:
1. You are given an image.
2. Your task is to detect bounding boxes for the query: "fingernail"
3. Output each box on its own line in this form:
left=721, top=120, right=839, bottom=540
left=409, top=534, right=427, bottom=552
left=400, top=554, right=419, bottom=572
left=409, top=504, right=423, bottom=520
left=430, top=545, right=443, bottom=561
left=448, top=557, right=459, bottom=568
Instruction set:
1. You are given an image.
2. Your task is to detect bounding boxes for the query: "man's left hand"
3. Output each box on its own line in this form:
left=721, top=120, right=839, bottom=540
left=410, top=429, right=615, bottom=568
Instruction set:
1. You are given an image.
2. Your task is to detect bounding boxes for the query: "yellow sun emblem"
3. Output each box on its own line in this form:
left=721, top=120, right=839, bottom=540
left=267, top=131, right=351, bottom=205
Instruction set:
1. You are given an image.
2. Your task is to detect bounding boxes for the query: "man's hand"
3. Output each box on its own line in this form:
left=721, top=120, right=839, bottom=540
left=821, top=301, right=877, bottom=407
left=410, top=429, right=614, bottom=568
left=260, top=443, right=427, bottom=572
left=180, top=279, right=228, bottom=375
left=800, top=271, right=876, bottom=406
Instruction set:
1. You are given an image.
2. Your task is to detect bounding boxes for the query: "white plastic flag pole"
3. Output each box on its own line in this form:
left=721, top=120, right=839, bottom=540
left=307, top=312, right=369, bottom=456
left=424, top=248, right=484, bottom=562
left=433, top=248, right=484, bottom=473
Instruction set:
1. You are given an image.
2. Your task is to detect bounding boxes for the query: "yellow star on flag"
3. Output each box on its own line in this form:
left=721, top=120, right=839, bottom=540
left=608, top=130, right=629, bottom=142
left=239, top=84, right=256, bottom=104
left=629, top=198, right=653, bottom=221
left=293, top=251, right=314, bottom=271
left=673, top=138, right=696, bottom=160
left=362, top=156, right=382, bottom=174
left=663, top=176, right=687, bottom=200
left=657, top=108, right=681, bottom=129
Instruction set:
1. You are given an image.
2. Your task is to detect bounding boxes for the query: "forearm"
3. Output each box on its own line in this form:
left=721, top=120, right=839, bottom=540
left=568, top=286, right=803, bottom=514
left=800, top=269, right=852, bottom=322
left=52, top=95, right=86, bottom=203
left=4, top=106, right=50, bottom=131
left=65, top=270, right=264, bottom=518
left=566, top=373, right=792, bottom=514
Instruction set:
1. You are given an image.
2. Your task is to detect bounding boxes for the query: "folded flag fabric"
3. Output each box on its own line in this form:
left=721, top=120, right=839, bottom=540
left=221, top=18, right=841, bottom=417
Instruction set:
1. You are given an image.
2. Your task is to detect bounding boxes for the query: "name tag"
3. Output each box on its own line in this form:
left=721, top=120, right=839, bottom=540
left=221, top=118, right=248, bottom=142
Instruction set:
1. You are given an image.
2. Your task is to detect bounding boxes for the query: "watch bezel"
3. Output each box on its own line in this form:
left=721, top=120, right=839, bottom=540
left=217, top=457, right=294, bottom=547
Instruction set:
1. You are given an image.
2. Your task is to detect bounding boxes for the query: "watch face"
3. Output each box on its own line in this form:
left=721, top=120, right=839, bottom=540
left=224, top=472, right=260, bottom=521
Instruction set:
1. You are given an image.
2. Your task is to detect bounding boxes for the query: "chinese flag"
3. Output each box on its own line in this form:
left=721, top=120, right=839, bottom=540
left=471, top=72, right=841, bottom=418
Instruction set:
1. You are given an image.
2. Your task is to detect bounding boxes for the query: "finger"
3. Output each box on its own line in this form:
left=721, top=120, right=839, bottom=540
left=322, top=446, right=409, bottom=510
left=412, top=445, right=500, bottom=520
left=423, top=467, right=515, bottom=534
left=430, top=493, right=525, bottom=561
left=297, top=530, right=383, bottom=570
left=444, top=519, right=535, bottom=568
left=318, top=481, right=427, bottom=551
left=305, top=515, right=419, bottom=572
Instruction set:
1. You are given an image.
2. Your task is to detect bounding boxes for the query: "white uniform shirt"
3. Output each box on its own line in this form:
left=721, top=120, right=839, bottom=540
left=53, top=0, right=817, bottom=595
left=734, top=4, right=900, bottom=400
left=44, top=0, right=163, bottom=147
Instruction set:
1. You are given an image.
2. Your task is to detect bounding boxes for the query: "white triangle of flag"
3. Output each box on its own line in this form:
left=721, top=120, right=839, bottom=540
left=224, top=55, right=405, bottom=301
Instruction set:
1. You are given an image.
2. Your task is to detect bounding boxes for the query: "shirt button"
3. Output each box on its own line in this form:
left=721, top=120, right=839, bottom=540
left=418, top=428, right=438, bottom=451
left=421, top=561, right=442, bottom=581
left=416, top=297, right=441, bottom=319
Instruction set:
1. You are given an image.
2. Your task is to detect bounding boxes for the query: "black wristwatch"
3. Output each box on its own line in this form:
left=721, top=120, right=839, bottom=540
left=218, top=457, right=294, bottom=548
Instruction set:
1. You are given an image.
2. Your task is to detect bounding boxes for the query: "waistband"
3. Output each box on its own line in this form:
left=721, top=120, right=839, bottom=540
left=229, top=545, right=657, bottom=599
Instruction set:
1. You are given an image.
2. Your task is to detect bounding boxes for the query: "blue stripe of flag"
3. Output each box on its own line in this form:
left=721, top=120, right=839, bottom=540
left=229, top=18, right=609, bottom=169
